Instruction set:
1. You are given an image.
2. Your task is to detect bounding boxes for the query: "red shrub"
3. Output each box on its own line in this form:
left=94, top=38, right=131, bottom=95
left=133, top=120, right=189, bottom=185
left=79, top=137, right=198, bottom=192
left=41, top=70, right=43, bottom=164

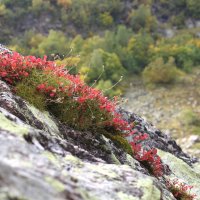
left=166, top=179, right=196, bottom=200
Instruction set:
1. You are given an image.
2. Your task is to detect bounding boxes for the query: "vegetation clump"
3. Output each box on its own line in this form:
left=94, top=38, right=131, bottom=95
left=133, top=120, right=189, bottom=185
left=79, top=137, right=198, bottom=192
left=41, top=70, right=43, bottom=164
left=142, top=57, right=183, bottom=85
left=166, top=179, right=197, bottom=200
left=0, top=51, right=164, bottom=177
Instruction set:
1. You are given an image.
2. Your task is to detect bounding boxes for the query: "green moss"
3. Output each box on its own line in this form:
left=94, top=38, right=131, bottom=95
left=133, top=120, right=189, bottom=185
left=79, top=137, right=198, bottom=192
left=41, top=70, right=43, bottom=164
left=48, top=100, right=81, bottom=128
left=13, top=66, right=133, bottom=157
left=101, top=131, right=133, bottom=155
left=110, top=153, right=121, bottom=164
left=15, top=82, right=46, bottom=111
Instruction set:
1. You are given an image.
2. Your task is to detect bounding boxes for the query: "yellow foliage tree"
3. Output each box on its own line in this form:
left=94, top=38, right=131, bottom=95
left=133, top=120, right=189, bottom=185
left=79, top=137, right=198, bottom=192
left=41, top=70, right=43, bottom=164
left=142, top=57, right=183, bottom=84
left=57, top=0, right=72, bottom=9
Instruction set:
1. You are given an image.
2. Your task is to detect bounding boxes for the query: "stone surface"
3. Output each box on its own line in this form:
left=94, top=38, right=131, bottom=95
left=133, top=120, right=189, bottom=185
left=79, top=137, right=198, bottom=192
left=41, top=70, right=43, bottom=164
left=0, top=79, right=199, bottom=200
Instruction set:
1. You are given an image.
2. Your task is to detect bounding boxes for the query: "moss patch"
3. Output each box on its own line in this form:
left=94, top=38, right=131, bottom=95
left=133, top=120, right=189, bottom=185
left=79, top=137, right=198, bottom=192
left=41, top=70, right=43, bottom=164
left=101, top=131, right=133, bottom=155
left=15, top=82, right=46, bottom=111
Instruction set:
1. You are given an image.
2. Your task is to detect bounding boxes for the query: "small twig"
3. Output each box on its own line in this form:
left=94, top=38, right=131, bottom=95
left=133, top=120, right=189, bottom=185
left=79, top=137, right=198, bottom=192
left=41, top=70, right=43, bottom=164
left=91, top=65, right=105, bottom=87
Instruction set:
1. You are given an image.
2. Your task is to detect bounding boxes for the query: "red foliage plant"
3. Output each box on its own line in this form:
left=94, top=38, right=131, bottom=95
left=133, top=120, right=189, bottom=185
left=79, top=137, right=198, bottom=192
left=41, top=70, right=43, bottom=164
left=166, top=179, right=196, bottom=200
left=0, top=51, right=163, bottom=176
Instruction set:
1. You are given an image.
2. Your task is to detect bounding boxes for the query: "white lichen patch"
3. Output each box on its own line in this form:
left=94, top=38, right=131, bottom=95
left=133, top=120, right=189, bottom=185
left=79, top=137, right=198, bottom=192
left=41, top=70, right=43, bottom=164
left=136, top=178, right=161, bottom=200
left=118, top=192, right=140, bottom=200
left=45, top=176, right=65, bottom=192
left=27, top=104, right=59, bottom=135
left=86, top=163, right=118, bottom=179
left=78, top=189, right=100, bottom=200
left=2, top=157, right=32, bottom=169
left=42, top=151, right=61, bottom=168
left=125, top=154, right=138, bottom=168
left=64, top=155, right=84, bottom=167
left=0, top=112, right=28, bottom=136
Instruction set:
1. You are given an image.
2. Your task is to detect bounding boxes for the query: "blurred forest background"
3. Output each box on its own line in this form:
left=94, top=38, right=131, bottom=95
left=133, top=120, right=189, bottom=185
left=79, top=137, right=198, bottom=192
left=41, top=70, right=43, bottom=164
left=0, top=0, right=200, bottom=155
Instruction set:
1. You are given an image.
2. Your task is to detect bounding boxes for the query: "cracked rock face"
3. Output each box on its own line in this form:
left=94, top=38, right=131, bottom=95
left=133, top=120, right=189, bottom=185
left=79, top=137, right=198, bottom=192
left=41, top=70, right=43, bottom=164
left=0, top=79, right=199, bottom=200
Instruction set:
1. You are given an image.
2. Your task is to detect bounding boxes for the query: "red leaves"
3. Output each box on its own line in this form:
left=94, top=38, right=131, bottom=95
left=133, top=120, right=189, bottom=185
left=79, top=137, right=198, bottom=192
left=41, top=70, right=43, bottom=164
left=50, top=92, right=56, bottom=97
left=166, top=179, right=197, bottom=200
left=77, top=97, right=86, bottom=104
left=0, top=72, right=7, bottom=77
left=0, top=52, right=58, bottom=85
left=36, top=83, right=58, bottom=98
left=36, top=83, right=46, bottom=91
left=130, top=135, right=163, bottom=176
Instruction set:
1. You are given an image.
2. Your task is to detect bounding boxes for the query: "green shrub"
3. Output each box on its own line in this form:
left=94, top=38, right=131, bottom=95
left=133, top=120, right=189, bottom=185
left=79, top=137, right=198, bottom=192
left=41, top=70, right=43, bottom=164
left=86, top=49, right=126, bottom=84
left=142, top=57, right=183, bottom=84
left=99, top=12, right=113, bottom=27
left=0, top=4, right=7, bottom=16
left=186, top=0, right=200, bottom=18
left=128, top=5, right=157, bottom=32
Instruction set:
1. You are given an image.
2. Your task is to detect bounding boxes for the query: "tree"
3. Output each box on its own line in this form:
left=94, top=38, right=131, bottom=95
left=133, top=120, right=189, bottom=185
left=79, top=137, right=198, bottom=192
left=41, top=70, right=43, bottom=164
left=142, top=57, right=182, bottom=84
left=115, top=25, right=132, bottom=47
left=186, top=0, right=200, bottom=18
left=128, top=4, right=157, bottom=32
left=37, top=30, right=70, bottom=55
left=99, top=12, right=113, bottom=27
left=85, top=49, right=126, bottom=84
left=57, top=0, right=72, bottom=9
left=127, top=32, right=153, bottom=70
